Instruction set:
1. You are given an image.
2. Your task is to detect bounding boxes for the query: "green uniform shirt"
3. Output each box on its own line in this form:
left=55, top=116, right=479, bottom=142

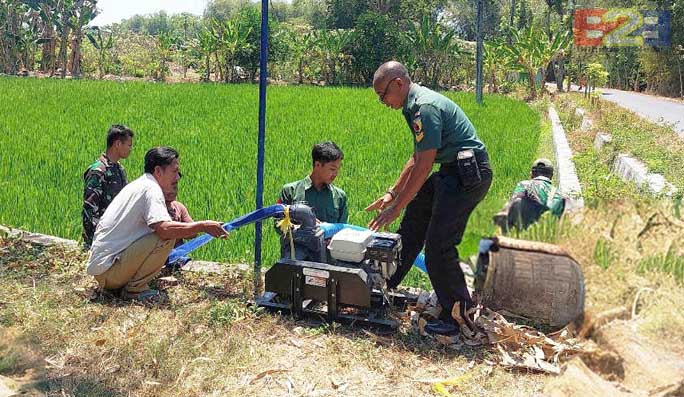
left=278, top=176, right=348, bottom=223
left=513, top=176, right=565, bottom=217
left=403, top=84, right=485, bottom=164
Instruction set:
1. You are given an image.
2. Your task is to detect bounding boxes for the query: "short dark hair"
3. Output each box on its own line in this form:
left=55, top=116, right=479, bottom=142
left=144, top=147, right=179, bottom=174
left=312, top=141, right=343, bottom=166
left=531, top=158, right=554, bottom=179
left=106, top=124, right=134, bottom=148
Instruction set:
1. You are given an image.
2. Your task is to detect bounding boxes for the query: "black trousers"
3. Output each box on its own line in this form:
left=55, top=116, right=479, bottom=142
left=388, top=155, right=493, bottom=322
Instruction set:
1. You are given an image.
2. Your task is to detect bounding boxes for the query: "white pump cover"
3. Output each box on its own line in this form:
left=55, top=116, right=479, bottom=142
left=328, top=228, right=374, bottom=263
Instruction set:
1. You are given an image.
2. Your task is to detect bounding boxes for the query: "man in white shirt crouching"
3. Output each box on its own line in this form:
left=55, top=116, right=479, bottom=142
left=87, top=146, right=228, bottom=302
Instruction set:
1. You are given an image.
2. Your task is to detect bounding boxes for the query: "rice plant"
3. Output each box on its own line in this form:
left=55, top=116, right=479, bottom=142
left=0, top=77, right=542, bottom=276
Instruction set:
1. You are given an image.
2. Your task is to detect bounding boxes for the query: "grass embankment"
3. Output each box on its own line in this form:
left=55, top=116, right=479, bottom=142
left=0, top=77, right=542, bottom=286
left=551, top=91, right=684, bottom=290
left=554, top=93, right=684, bottom=202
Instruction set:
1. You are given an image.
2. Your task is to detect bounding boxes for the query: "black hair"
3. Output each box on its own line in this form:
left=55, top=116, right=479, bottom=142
left=144, top=147, right=179, bottom=174
left=531, top=165, right=554, bottom=179
left=106, top=124, right=134, bottom=148
left=312, top=141, right=343, bottom=166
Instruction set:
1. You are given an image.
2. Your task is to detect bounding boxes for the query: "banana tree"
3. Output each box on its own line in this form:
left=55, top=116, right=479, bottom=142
left=313, top=28, right=355, bottom=85
left=55, top=0, right=74, bottom=78
left=197, top=23, right=218, bottom=82
left=285, top=27, right=313, bottom=84
left=68, top=0, right=97, bottom=78
left=484, top=39, right=513, bottom=93
left=25, top=0, right=59, bottom=74
left=156, top=29, right=176, bottom=81
left=505, top=24, right=572, bottom=99
left=214, top=18, right=252, bottom=83
left=1, top=0, right=24, bottom=74
left=402, top=15, right=462, bottom=89
left=86, top=26, right=113, bottom=79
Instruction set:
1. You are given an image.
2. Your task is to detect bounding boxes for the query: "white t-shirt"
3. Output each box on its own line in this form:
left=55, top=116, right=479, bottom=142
left=87, top=173, right=172, bottom=275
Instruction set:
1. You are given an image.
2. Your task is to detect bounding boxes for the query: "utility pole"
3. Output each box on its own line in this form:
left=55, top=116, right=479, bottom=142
left=476, top=0, right=484, bottom=104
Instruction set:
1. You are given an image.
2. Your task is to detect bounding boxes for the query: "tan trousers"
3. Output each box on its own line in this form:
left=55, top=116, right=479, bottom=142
left=94, top=233, right=174, bottom=293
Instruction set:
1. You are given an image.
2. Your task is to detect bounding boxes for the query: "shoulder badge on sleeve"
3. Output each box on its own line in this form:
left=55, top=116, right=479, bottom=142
left=412, top=111, right=424, bottom=143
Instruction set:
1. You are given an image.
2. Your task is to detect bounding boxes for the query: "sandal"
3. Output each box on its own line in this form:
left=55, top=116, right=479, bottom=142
left=122, top=289, right=161, bottom=303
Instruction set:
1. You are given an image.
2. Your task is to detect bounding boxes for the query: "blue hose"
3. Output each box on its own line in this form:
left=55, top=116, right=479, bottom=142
left=319, top=223, right=427, bottom=273
left=169, top=210, right=428, bottom=273
left=168, top=204, right=286, bottom=263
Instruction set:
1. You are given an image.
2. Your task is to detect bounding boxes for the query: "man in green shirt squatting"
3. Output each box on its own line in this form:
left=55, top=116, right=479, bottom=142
left=493, top=158, right=565, bottom=233
left=366, top=61, right=493, bottom=337
left=278, top=141, right=348, bottom=224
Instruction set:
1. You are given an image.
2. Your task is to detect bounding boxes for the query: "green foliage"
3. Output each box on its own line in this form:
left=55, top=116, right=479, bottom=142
left=85, top=26, right=113, bottom=78
left=348, top=11, right=401, bottom=85
left=325, top=0, right=368, bottom=29
left=484, top=39, right=512, bottom=93
left=514, top=212, right=567, bottom=244
left=585, top=62, right=608, bottom=96
left=504, top=23, right=572, bottom=99
left=402, top=15, right=463, bottom=89
left=593, top=238, right=615, bottom=270
left=209, top=299, right=250, bottom=325
left=638, top=245, right=684, bottom=284
left=0, top=78, right=543, bottom=272
left=312, top=28, right=355, bottom=85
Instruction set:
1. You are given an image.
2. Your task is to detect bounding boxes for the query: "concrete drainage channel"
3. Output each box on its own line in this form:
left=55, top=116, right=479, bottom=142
left=576, top=107, right=679, bottom=197
left=548, top=105, right=585, bottom=210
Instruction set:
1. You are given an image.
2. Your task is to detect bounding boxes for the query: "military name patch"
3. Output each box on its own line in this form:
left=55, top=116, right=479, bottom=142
left=412, top=111, right=424, bottom=143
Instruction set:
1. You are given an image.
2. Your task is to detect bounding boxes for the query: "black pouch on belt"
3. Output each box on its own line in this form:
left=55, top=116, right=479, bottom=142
left=456, top=149, right=481, bottom=188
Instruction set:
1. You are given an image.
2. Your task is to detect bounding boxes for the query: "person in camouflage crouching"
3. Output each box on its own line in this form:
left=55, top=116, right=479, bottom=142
left=82, top=125, right=135, bottom=248
left=493, top=158, right=566, bottom=233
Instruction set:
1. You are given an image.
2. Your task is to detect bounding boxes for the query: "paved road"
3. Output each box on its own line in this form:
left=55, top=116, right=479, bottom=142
left=600, top=88, right=684, bottom=137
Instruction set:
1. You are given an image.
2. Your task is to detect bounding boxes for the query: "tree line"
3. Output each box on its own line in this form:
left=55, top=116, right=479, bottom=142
left=1, top=0, right=682, bottom=98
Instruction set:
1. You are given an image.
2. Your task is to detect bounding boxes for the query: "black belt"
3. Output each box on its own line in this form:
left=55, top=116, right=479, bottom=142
left=439, top=150, right=490, bottom=172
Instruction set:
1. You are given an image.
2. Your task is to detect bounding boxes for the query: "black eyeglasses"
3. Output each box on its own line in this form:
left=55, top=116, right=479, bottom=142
left=378, top=78, right=398, bottom=103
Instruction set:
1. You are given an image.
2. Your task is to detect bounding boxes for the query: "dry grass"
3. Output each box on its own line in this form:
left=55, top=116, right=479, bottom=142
left=0, top=238, right=546, bottom=397
left=1, top=197, right=683, bottom=396
left=556, top=201, right=684, bottom=349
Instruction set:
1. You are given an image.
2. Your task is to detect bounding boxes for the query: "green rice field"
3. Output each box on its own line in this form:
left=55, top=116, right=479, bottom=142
left=0, top=77, right=542, bottom=284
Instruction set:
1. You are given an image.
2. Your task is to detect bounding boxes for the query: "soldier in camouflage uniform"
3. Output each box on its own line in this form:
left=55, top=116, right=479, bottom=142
left=82, top=125, right=135, bottom=248
left=493, top=158, right=566, bottom=232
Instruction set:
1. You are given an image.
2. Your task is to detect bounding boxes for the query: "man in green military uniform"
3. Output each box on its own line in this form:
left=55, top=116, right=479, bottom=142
left=366, top=61, right=492, bottom=337
left=278, top=141, right=348, bottom=224
left=493, top=158, right=565, bottom=232
left=82, top=125, right=135, bottom=248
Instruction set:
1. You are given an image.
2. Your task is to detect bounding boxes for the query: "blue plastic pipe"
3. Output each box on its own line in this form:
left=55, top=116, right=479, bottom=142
left=168, top=204, right=285, bottom=263
left=169, top=211, right=427, bottom=273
